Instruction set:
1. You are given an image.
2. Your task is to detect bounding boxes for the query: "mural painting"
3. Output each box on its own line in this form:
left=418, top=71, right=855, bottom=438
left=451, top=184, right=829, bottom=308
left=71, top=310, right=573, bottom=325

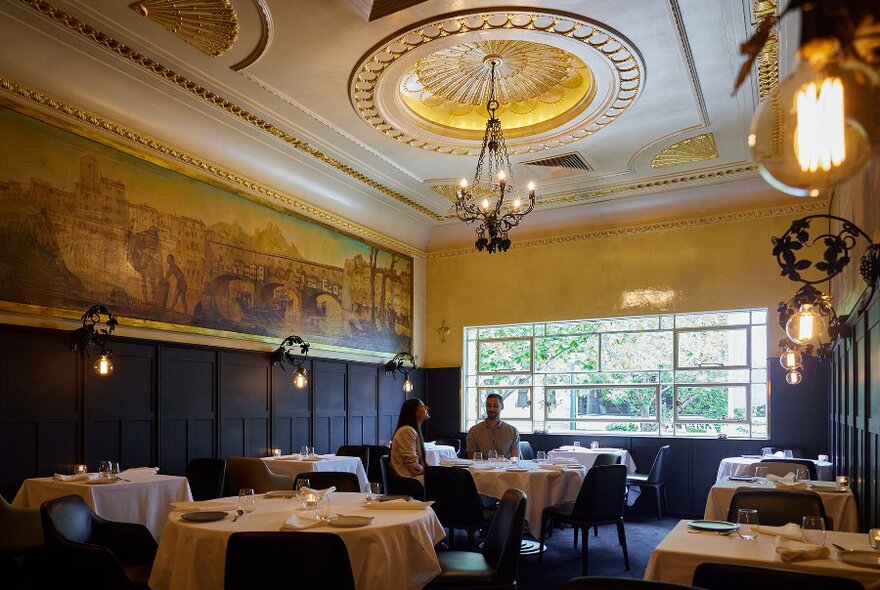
left=0, top=105, right=413, bottom=353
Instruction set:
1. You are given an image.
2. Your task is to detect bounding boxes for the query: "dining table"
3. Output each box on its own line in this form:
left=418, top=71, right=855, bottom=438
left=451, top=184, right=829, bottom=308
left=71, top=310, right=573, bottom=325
left=704, top=477, right=859, bottom=532
left=716, top=456, right=833, bottom=481
left=547, top=446, right=638, bottom=473
left=261, top=454, right=370, bottom=492
left=424, top=442, right=458, bottom=466
left=645, top=520, right=880, bottom=589
left=12, top=471, right=192, bottom=540
left=148, top=491, right=446, bottom=590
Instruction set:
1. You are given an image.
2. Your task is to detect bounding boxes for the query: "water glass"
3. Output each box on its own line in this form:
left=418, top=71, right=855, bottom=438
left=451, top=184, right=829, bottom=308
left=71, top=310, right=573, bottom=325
left=238, top=488, right=255, bottom=514
left=737, top=509, right=759, bottom=540
left=317, top=496, right=332, bottom=521
left=300, top=445, right=309, bottom=459
left=802, top=516, right=826, bottom=546
left=487, top=450, right=498, bottom=463
left=869, top=528, right=880, bottom=550
left=473, top=452, right=483, bottom=463
left=836, top=475, right=850, bottom=490
left=367, top=482, right=382, bottom=502
left=753, top=466, right=768, bottom=484
left=794, top=467, right=809, bottom=482
left=98, top=460, right=113, bottom=480
left=536, top=451, right=547, bottom=463
left=590, top=441, right=599, bottom=450
left=573, top=441, right=581, bottom=448
left=784, top=449, right=794, bottom=459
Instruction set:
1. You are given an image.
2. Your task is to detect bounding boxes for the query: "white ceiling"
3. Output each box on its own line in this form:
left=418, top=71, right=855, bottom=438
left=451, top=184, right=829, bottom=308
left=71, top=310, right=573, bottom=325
left=0, top=0, right=802, bottom=253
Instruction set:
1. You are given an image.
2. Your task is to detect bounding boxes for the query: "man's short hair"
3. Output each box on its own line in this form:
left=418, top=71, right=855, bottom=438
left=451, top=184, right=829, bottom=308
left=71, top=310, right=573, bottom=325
left=485, top=393, right=504, bottom=407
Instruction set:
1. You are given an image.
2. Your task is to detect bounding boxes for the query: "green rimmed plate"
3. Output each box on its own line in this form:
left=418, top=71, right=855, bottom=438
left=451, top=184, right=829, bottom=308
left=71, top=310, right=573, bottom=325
left=687, top=520, right=739, bottom=532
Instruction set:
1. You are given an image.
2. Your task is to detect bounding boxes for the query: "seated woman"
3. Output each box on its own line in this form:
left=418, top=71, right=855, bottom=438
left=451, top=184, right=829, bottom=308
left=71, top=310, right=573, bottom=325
left=390, top=398, right=429, bottom=483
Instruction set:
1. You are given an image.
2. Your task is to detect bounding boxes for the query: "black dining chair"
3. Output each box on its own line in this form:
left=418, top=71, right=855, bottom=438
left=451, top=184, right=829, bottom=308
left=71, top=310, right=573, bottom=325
left=378, top=455, right=425, bottom=500
left=424, top=466, right=496, bottom=549
left=692, top=562, right=862, bottom=590
left=726, top=489, right=829, bottom=527
left=185, top=458, right=226, bottom=501
left=593, top=453, right=623, bottom=467
left=434, top=437, right=462, bottom=455
left=539, top=464, right=629, bottom=576
left=40, top=495, right=157, bottom=589
left=293, top=471, right=360, bottom=492
left=225, top=531, right=356, bottom=590
left=518, top=441, right=535, bottom=460
left=367, top=445, right=391, bottom=484
left=336, top=445, right=371, bottom=471
left=1, top=494, right=45, bottom=588
left=425, top=488, right=526, bottom=590
left=225, top=456, right=293, bottom=494
left=626, top=445, right=671, bottom=519
left=759, top=458, right=818, bottom=480
left=565, top=577, right=700, bottom=590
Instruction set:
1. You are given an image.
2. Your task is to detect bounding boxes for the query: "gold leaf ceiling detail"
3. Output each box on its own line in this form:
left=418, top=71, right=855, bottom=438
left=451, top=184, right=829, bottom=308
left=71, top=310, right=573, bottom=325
left=130, top=0, right=239, bottom=57
left=650, top=133, right=719, bottom=169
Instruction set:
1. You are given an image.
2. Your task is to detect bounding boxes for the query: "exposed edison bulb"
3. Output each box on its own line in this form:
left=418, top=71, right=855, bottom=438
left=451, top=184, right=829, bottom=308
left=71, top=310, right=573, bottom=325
left=785, top=370, right=803, bottom=385
left=785, top=303, right=832, bottom=347
left=779, top=347, right=803, bottom=370
left=748, top=38, right=879, bottom=197
left=403, top=378, right=414, bottom=393
left=94, top=353, right=113, bottom=376
left=293, top=368, right=308, bottom=389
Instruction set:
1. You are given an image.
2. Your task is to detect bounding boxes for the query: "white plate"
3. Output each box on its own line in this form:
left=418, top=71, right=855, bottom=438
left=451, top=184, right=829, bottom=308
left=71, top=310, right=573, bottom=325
left=328, top=515, right=373, bottom=527
left=839, top=551, right=880, bottom=569
left=506, top=467, right=530, bottom=472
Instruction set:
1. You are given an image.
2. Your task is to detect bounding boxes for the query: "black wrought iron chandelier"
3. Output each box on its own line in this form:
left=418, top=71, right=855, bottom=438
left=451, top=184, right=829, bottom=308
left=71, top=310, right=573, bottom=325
left=455, top=57, right=536, bottom=254
left=71, top=304, right=118, bottom=377
left=384, top=352, right=416, bottom=393
left=271, top=335, right=310, bottom=389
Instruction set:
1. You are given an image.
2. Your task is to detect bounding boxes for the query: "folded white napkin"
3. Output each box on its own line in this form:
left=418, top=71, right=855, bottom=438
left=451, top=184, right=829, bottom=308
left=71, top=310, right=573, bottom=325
left=119, top=467, right=159, bottom=476
left=53, top=473, right=96, bottom=482
left=281, top=514, right=323, bottom=531
left=756, top=523, right=804, bottom=541
left=439, top=457, right=472, bottom=466
left=773, top=451, right=786, bottom=458
left=298, top=485, right=335, bottom=499
left=766, top=473, right=807, bottom=489
left=775, top=536, right=830, bottom=562
left=170, top=500, right=237, bottom=512
left=363, top=498, right=434, bottom=510
left=539, top=464, right=565, bottom=471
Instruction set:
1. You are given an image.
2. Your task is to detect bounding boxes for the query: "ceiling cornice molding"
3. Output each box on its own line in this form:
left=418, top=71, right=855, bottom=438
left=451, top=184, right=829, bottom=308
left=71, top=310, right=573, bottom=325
left=16, top=0, right=443, bottom=221
left=0, top=76, right=428, bottom=260
left=427, top=199, right=829, bottom=259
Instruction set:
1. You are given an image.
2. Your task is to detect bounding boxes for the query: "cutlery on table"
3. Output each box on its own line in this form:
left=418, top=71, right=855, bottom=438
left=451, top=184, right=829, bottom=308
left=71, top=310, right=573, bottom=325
left=832, top=543, right=855, bottom=552
left=232, top=509, right=244, bottom=522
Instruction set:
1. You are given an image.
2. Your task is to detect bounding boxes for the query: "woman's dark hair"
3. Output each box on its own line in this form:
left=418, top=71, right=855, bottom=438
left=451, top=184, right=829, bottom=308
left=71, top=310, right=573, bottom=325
left=395, top=398, right=426, bottom=460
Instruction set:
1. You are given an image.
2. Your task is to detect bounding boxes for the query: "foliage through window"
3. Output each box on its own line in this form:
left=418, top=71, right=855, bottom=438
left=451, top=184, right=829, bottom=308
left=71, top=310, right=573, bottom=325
left=462, top=309, right=768, bottom=438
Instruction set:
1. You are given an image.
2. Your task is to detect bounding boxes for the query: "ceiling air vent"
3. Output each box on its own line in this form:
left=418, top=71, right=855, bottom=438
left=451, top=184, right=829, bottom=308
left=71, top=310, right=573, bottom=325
left=522, top=152, right=592, bottom=172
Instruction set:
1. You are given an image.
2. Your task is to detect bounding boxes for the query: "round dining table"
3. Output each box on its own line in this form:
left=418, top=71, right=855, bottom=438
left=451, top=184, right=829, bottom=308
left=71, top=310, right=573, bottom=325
left=149, top=492, right=445, bottom=590
left=262, top=454, right=370, bottom=491
left=716, top=456, right=833, bottom=482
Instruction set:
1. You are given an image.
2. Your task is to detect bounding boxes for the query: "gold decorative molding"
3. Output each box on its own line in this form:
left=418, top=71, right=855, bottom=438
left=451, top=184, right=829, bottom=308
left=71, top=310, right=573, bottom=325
left=650, top=133, right=719, bottom=169
left=428, top=199, right=830, bottom=259
left=130, top=0, right=239, bottom=57
left=752, top=0, right=779, bottom=98
left=351, top=10, right=643, bottom=156
left=17, top=0, right=442, bottom=221
left=0, top=77, right=427, bottom=260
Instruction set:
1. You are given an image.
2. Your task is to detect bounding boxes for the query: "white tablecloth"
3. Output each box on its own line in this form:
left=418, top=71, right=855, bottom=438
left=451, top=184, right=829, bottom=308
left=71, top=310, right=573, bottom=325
left=704, top=477, right=859, bottom=532
left=424, top=444, right=458, bottom=466
left=548, top=447, right=637, bottom=473
left=468, top=460, right=586, bottom=537
left=262, top=455, right=370, bottom=492
left=645, top=520, right=879, bottom=589
left=717, top=457, right=833, bottom=481
left=149, top=492, right=445, bottom=590
left=12, top=473, right=192, bottom=540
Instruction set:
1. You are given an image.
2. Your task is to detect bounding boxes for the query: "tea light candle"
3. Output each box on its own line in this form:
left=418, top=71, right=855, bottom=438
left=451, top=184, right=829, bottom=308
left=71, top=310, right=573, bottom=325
left=74, top=464, right=87, bottom=475
left=836, top=475, right=849, bottom=489
left=304, top=493, right=319, bottom=508
left=869, top=528, right=880, bottom=550
left=270, top=448, right=282, bottom=457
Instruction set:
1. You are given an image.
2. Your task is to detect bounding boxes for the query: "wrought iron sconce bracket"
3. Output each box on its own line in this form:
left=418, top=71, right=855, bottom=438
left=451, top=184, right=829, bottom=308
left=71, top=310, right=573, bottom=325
left=271, top=335, right=310, bottom=373
left=384, top=352, right=417, bottom=392
left=71, top=304, right=118, bottom=357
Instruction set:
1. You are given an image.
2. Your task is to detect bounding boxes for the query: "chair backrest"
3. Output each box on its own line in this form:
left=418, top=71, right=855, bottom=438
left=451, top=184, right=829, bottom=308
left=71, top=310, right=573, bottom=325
left=759, top=458, right=817, bottom=480
left=572, top=464, right=628, bottom=522
left=693, top=562, right=863, bottom=590
left=0, top=494, right=43, bottom=552
left=185, top=458, right=226, bottom=501
left=593, top=452, right=623, bottom=467
left=481, top=488, right=526, bottom=585
left=518, top=441, right=535, bottom=460
left=226, top=456, right=293, bottom=494
left=367, top=445, right=391, bottom=484
left=646, top=445, right=671, bottom=484
left=424, top=466, right=487, bottom=526
left=565, top=577, right=700, bottom=590
left=433, top=437, right=461, bottom=455
left=726, top=489, right=828, bottom=526
left=40, top=494, right=97, bottom=545
left=293, top=471, right=360, bottom=492
left=379, top=455, right=425, bottom=499
left=336, top=445, right=370, bottom=469
left=225, top=532, right=356, bottom=590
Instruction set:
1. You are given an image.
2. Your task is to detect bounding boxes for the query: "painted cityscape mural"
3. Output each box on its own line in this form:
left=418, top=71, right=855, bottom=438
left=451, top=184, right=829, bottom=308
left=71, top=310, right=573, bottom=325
left=0, top=105, right=413, bottom=353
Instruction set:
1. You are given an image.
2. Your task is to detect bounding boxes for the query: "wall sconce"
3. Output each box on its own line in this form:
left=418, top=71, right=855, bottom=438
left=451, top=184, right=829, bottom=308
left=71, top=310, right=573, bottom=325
left=437, top=320, right=451, bottom=344
left=71, top=305, right=118, bottom=377
left=271, top=335, right=310, bottom=389
left=772, top=214, right=879, bottom=382
left=737, top=0, right=880, bottom=197
left=384, top=352, right=417, bottom=393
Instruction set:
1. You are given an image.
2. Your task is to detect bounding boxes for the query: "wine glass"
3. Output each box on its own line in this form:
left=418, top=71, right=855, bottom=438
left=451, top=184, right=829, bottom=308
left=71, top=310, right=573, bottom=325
left=753, top=466, right=768, bottom=485
left=238, top=488, right=255, bottom=514
left=300, top=445, right=309, bottom=459
left=737, top=509, right=759, bottom=540
left=296, top=477, right=310, bottom=497
left=98, top=460, right=112, bottom=480
left=802, top=516, right=826, bottom=546
left=317, top=496, right=332, bottom=521
left=794, top=467, right=809, bottom=482
left=487, top=450, right=498, bottom=463
left=473, top=452, right=483, bottom=463
left=536, top=451, right=547, bottom=463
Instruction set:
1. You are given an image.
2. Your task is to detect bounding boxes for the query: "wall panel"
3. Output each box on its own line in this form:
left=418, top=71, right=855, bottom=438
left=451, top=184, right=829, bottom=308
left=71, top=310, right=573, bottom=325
left=313, top=361, right=347, bottom=454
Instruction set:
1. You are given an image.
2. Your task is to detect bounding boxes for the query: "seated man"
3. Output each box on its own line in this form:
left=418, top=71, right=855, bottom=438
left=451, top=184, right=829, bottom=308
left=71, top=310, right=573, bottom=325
left=466, top=393, right=520, bottom=459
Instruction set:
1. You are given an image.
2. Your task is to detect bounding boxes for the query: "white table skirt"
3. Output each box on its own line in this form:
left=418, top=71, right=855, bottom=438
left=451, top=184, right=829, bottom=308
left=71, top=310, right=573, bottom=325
left=645, top=520, right=879, bottom=589
left=12, top=474, right=192, bottom=540
left=716, top=457, right=833, bottom=482
left=424, top=444, right=458, bottom=466
left=548, top=447, right=637, bottom=473
left=468, top=460, right=586, bottom=537
left=149, top=492, right=446, bottom=590
left=704, top=478, right=859, bottom=532
left=263, top=455, right=370, bottom=492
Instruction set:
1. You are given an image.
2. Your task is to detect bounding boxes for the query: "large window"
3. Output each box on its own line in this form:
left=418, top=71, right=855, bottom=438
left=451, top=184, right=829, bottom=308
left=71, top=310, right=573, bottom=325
left=462, top=309, right=768, bottom=439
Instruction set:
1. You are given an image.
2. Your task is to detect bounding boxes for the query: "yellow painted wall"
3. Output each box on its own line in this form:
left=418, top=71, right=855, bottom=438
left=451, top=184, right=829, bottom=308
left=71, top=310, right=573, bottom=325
left=425, top=212, right=811, bottom=368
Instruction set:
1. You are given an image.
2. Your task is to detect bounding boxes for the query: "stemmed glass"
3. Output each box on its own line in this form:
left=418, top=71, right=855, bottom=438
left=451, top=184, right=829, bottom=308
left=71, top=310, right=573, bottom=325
left=487, top=450, right=498, bottom=465
left=536, top=451, right=547, bottom=464
left=802, top=516, right=826, bottom=546
left=98, top=460, right=112, bottom=481
left=794, top=467, right=810, bottom=482
left=753, top=466, right=768, bottom=485
left=300, top=445, right=309, bottom=459
left=737, top=509, right=759, bottom=540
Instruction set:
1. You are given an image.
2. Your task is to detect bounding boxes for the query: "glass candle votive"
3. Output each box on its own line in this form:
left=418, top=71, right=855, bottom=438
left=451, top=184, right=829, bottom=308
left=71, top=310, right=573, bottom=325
left=270, top=448, right=282, bottom=457
left=74, top=464, right=88, bottom=475
left=869, top=528, right=880, bottom=550
left=590, top=441, right=599, bottom=450
left=836, top=475, right=850, bottom=489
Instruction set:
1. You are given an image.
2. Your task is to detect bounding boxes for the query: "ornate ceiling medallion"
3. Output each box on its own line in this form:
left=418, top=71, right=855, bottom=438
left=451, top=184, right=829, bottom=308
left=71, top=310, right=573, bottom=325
left=350, top=10, right=644, bottom=156
left=650, top=133, right=719, bottom=169
left=130, top=0, right=239, bottom=57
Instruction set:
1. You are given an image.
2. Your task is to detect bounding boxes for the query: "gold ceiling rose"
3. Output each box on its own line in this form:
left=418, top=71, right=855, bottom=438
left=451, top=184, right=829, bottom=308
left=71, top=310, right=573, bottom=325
left=130, top=0, right=239, bottom=57
left=651, top=133, right=719, bottom=169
